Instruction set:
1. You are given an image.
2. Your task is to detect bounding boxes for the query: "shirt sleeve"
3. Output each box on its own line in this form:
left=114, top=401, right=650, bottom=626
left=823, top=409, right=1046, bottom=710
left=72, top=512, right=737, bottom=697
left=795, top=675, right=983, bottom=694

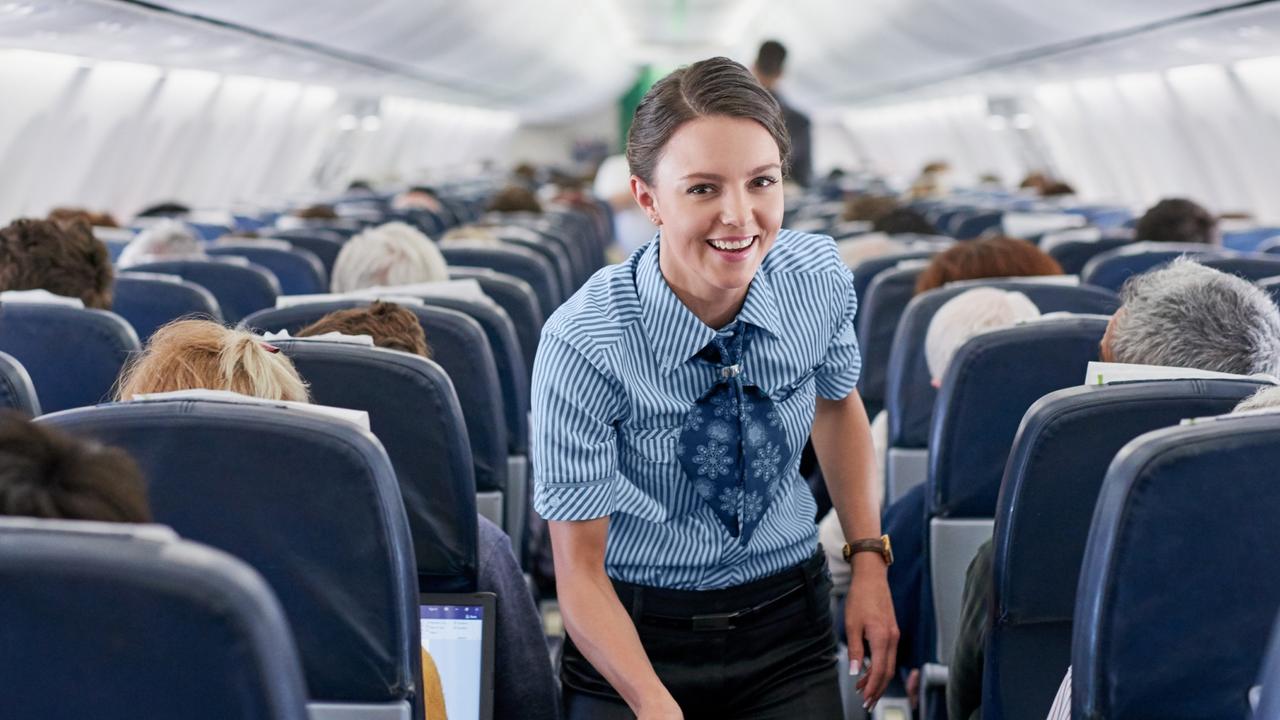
left=531, top=331, right=624, bottom=521
left=814, top=264, right=863, bottom=400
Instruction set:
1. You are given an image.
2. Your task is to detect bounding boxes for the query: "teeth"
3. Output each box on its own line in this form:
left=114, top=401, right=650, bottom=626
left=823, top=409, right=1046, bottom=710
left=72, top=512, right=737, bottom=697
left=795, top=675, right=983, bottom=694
left=709, top=236, right=755, bottom=251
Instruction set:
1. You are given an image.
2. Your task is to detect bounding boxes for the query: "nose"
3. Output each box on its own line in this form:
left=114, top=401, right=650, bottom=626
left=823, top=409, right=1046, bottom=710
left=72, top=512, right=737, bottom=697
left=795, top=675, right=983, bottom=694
left=719, top=185, right=751, bottom=228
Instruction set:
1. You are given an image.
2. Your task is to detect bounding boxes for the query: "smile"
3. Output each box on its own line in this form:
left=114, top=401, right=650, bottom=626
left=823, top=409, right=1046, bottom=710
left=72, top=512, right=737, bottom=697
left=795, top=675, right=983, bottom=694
left=707, top=235, right=757, bottom=252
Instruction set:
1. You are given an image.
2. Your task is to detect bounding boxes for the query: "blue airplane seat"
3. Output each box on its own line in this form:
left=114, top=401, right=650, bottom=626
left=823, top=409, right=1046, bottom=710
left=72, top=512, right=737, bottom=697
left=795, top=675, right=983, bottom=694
left=0, top=303, right=139, bottom=413
left=128, top=258, right=280, bottom=323
left=39, top=398, right=424, bottom=720
left=984, top=379, right=1267, bottom=720
left=0, top=517, right=309, bottom=720
left=267, top=229, right=347, bottom=276
left=0, top=350, right=40, bottom=416
left=113, top=271, right=222, bottom=342
left=1065, top=205, right=1133, bottom=229
left=1258, top=276, right=1280, bottom=308
left=954, top=210, right=1004, bottom=240
left=1047, top=236, right=1135, bottom=275
left=1079, top=241, right=1219, bottom=291
left=447, top=266, right=543, bottom=387
left=850, top=247, right=946, bottom=336
left=1074, top=413, right=1280, bottom=720
left=441, top=242, right=562, bottom=320
left=855, top=263, right=929, bottom=425
left=1196, top=254, right=1280, bottom=283
left=208, top=243, right=328, bottom=296
left=884, top=281, right=1118, bottom=502
left=495, top=231, right=576, bottom=298
left=273, top=339, right=478, bottom=593
left=1222, top=227, right=1280, bottom=252
left=1256, top=611, right=1280, bottom=720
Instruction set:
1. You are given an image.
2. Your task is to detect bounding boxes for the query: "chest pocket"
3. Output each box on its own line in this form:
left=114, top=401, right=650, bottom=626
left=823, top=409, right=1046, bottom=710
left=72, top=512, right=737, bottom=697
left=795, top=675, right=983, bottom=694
left=620, top=423, right=682, bottom=465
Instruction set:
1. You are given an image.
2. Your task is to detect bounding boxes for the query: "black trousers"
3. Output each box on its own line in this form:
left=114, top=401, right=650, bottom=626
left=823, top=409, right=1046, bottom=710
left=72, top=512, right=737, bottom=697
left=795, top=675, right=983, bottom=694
left=561, top=550, right=843, bottom=720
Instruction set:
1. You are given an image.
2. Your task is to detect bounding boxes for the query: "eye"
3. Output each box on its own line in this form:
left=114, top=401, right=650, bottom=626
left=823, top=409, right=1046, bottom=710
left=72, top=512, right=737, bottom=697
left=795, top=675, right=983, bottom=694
left=751, top=175, right=779, bottom=188
left=687, top=184, right=715, bottom=196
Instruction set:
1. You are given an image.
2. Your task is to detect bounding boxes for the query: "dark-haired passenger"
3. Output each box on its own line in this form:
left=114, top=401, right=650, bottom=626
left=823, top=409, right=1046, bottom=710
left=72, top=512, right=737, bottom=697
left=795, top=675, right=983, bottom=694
left=297, top=301, right=431, bottom=358
left=1134, top=197, right=1218, bottom=245
left=753, top=39, right=811, bottom=187
left=873, top=208, right=937, bottom=236
left=0, top=218, right=114, bottom=309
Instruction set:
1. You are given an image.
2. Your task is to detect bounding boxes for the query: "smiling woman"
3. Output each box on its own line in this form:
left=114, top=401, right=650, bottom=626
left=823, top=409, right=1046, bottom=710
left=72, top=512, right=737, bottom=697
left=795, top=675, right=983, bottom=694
left=533, top=56, right=898, bottom=720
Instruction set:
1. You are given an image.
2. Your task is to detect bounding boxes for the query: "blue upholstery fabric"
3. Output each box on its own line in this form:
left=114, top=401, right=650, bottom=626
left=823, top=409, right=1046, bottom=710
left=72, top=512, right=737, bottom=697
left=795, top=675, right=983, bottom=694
left=985, top=379, right=1266, bottom=720
left=267, top=230, right=346, bottom=277
left=442, top=242, right=562, bottom=318
left=113, top=272, right=222, bottom=342
left=850, top=249, right=941, bottom=338
left=128, top=258, right=280, bottom=323
left=929, top=316, right=1110, bottom=518
left=207, top=244, right=328, bottom=296
left=273, top=339, right=478, bottom=592
left=0, top=304, right=139, bottom=413
left=0, top=350, right=40, bottom=415
left=449, top=267, right=544, bottom=385
left=1222, top=227, right=1280, bottom=252
left=497, top=232, right=575, bottom=297
left=886, top=281, right=1118, bottom=449
left=1074, top=415, right=1280, bottom=720
left=856, top=264, right=926, bottom=420
left=1047, top=237, right=1134, bottom=275
left=954, top=210, right=1003, bottom=240
left=1079, top=242, right=1218, bottom=291
left=0, top=518, right=309, bottom=720
left=1196, top=254, right=1280, bottom=283
left=39, top=399, right=423, bottom=717
left=243, top=301, right=507, bottom=492
left=1257, top=611, right=1280, bottom=720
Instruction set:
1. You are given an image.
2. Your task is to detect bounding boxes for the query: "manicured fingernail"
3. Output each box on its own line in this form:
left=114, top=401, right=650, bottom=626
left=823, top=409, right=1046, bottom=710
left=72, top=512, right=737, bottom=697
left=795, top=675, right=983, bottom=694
left=849, top=659, right=859, bottom=675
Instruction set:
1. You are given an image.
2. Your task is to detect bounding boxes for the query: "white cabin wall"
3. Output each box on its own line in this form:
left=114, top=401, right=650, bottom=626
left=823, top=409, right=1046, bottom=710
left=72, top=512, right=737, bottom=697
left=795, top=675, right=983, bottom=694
left=0, top=49, right=518, bottom=224
left=506, top=105, right=620, bottom=169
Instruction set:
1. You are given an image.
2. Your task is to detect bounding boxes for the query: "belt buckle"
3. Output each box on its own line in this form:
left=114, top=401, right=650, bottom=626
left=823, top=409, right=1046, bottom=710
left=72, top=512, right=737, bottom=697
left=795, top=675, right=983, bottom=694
left=691, top=610, right=740, bottom=631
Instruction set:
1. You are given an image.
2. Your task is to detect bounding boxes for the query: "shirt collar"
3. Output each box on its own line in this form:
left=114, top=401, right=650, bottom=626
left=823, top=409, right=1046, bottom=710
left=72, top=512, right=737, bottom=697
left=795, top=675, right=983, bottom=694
left=636, top=235, right=786, bottom=375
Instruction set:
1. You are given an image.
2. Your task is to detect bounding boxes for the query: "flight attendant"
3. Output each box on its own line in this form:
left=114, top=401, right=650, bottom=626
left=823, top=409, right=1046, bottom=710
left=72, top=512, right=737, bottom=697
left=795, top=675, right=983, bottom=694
left=532, top=56, right=896, bottom=720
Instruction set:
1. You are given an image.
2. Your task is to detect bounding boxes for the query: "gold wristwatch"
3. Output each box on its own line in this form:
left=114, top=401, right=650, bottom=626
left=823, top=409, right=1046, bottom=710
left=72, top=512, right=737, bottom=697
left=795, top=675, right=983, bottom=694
left=842, top=534, right=893, bottom=566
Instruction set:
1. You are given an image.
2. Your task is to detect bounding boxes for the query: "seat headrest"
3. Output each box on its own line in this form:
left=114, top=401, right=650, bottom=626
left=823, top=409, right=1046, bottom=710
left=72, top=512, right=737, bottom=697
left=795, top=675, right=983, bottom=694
left=1074, top=414, right=1280, bottom=719
left=855, top=264, right=927, bottom=409
left=0, top=350, right=40, bottom=416
left=127, top=259, right=280, bottom=323
left=1079, top=242, right=1218, bottom=291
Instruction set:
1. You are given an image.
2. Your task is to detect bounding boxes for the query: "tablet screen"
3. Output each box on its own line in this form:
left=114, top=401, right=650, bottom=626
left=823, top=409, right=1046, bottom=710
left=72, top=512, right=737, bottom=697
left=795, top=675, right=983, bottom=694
left=420, top=602, right=486, bottom=720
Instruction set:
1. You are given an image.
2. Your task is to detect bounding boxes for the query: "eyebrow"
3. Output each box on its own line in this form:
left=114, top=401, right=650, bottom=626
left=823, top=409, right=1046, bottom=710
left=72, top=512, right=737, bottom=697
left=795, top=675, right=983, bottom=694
left=680, top=163, right=782, bottom=181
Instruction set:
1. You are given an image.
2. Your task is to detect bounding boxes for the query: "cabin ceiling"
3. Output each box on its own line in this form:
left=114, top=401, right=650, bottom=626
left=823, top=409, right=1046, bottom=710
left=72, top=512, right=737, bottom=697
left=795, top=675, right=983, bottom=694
left=0, top=0, right=1275, bottom=120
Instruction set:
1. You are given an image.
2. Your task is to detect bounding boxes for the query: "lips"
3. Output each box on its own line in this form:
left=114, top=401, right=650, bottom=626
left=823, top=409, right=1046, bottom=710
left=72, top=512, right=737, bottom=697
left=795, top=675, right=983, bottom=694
left=707, top=235, right=757, bottom=252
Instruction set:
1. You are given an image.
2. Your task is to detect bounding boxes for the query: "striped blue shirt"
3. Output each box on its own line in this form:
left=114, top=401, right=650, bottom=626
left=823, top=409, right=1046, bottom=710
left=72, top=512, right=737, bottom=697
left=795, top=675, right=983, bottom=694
left=531, top=229, right=862, bottom=590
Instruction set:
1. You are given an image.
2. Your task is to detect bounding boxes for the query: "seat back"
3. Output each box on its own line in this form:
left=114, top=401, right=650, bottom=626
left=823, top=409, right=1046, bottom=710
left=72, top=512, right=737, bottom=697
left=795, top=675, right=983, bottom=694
left=128, top=259, right=280, bottom=323
left=954, top=210, right=1004, bottom=240
left=441, top=242, right=561, bottom=319
left=243, top=302, right=507, bottom=493
left=267, top=230, right=346, bottom=277
left=0, top=304, right=139, bottom=413
left=1256, top=611, right=1280, bottom=719
left=849, top=249, right=943, bottom=342
left=274, top=339, right=479, bottom=592
left=1079, top=241, right=1217, bottom=291
left=0, top=518, right=309, bottom=720
left=1074, top=415, right=1280, bottom=720
left=884, top=282, right=1118, bottom=500
left=856, top=263, right=928, bottom=420
left=1222, top=227, right=1280, bottom=252
left=1196, top=254, right=1280, bottom=283
left=447, top=267, right=542, bottom=392
left=39, top=399, right=422, bottom=718
left=1047, top=237, right=1134, bottom=275
left=208, top=243, right=328, bottom=296
left=497, top=232, right=575, bottom=297
left=0, top=350, right=40, bottom=415
left=985, top=379, right=1267, bottom=720
left=113, top=271, right=222, bottom=342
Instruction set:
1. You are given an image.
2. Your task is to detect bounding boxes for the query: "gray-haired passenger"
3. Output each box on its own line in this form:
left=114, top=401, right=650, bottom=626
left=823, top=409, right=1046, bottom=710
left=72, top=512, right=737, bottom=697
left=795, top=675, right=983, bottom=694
left=1101, top=257, right=1280, bottom=376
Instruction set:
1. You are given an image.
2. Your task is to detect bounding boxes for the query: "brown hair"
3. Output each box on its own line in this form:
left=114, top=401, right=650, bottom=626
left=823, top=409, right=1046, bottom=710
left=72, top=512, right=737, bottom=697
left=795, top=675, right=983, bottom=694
left=0, top=411, right=150, bottom=523
left=116, top=320, right=309, bottom=402
left=294, top=204, right=340, bottom=220
left=626, top=56, right=790, bottom=184
left=487, top=186, right=543, bottom=214
left=1135, top=198, right=1217, bottom=245
left=755, top=40, right=787, bottom=78
left=843, top=195, right=900, bottom=223
left=0, top=218, right=114, bottom=309
left=915, top=236, right=1063, bottom=294
left=48, top=207, right=120, bottom=228
left=297, top=301, right=431, bottom=358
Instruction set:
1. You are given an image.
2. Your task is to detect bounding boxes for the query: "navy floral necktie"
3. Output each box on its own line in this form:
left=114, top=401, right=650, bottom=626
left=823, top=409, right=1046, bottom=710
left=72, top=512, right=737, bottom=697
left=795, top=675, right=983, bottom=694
left=677, top=321, right=790, bottom=546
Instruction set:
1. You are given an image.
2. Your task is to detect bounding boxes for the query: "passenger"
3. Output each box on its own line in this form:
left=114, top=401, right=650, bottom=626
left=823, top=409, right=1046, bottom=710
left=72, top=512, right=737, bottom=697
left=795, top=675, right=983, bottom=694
left=0, top=218, right=114, bottom=309
left=752, top=40, right=812, bottom=187
left=536, top=56, right=894, bottom=718
left=135, top=201, right=190, bottom=219
left=329, top=221, right=449, bottom=292
left=1133, top=197, right=1218, bottom=245
left=874, top=207, right=937, bottom=236
left=47, top=207, right=119, bottom=228
left=955, top=258, right=1280, bottom=720
left=296, top=301, right=432, bottom=358
left=391, top=185, right=445, bottom=214
left=1041, top=181, right=1075, bottom=197
left=837, top=234, right=909, bottom=267
left=915, top=235, right=1063, bottom=294
left=0, top=410, right=150, bottom=523
left=441, top=225, right=501, bottom=244
left=843, top=195, right=900, bottom=224
left=1234, top=385, right=1280, bottom=412
left=488, top=185, right=543, bottom=214
left=291, top=204, right=340, bottom=221
left=117, top=219, right=204, bottom=268
left=115, top=319, right=309, bottom=402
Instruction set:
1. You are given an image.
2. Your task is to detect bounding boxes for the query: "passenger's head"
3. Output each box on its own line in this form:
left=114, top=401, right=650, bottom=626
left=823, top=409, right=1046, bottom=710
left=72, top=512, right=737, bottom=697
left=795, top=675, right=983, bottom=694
left=626, top=56, right=788, bottom=303
left=135, top=201, right=190, bottom=219
left=441, top=225, right=500, bottom=244
left=874, top=208, right=936, bottom=236
left=925, top=288, right=1040, bottom=386
left=1134, top=198, right=1217, bottom=245
left=843, top=195, right=899, bottom=223
left=346, top=179, right=373, bottom=192
left=0, top=218, right=114, bottom=309
left=915, top=236, right=1062, bottom=294
left=753, top=40, right=787, bottom=86
left=297, top=301, right=430, bottom=358
left=1041, top=181, right=1075, bottom=197
left=393, top=186, right=443, bottom=213
left=487, top=186, right=542, bottom=214
left=116, top=320, right=309, bottom=402
left=330, top=221, right=448, bottom=292
left=1100, top=258, right=1280, bottom=375
left=1235, top=385, right=1280, bottom=413
left=48, top=207, right=119, bottom=228
left=117, top=219, right=203, bottom=267
left=293, top=204, right=339, bottom=220
left=0, top=411, right=150, bottom=523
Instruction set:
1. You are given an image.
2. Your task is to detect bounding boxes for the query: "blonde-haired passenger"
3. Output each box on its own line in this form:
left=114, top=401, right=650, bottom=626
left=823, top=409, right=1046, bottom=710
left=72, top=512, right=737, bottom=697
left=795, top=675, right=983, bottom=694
left=116, top=319, right=308, bottom=402
left=330, top=221, right=448, bottom=292
left=925, top=287, right=1041, bottom=386
left=117, top=219, right=205, bottom=268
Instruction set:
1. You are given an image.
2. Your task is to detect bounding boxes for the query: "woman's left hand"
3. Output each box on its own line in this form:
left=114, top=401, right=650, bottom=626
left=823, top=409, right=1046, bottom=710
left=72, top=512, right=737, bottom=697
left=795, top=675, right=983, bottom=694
left=844, top=557, right=899, bottom=710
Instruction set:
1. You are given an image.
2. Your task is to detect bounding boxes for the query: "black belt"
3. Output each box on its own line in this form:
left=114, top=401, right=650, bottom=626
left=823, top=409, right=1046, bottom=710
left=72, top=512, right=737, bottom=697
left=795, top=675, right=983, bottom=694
left=640, top=581, right=809, bottom=632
